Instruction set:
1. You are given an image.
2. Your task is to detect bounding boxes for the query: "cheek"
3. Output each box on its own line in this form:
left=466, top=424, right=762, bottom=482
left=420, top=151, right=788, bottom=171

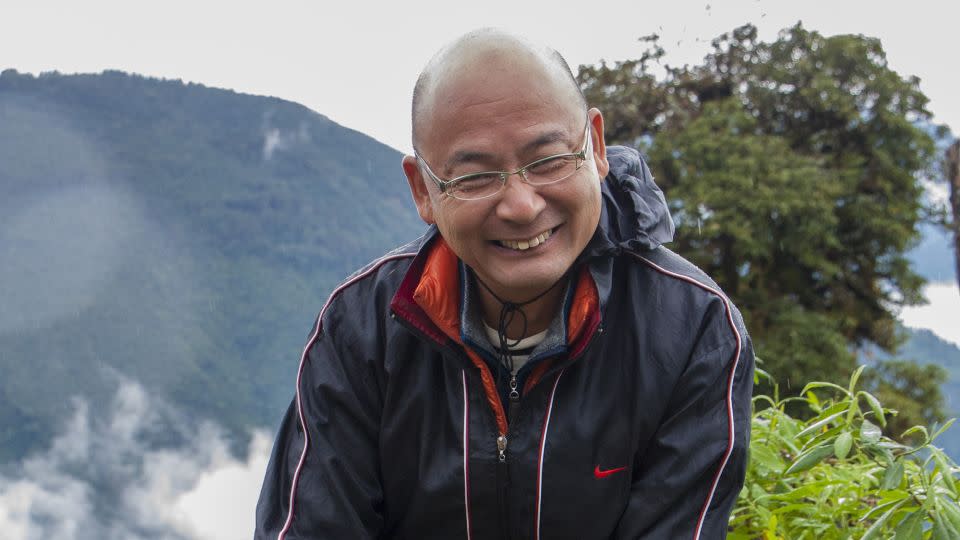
left=570, top=181, right=603, bottom=237
left=436, top=205, right=486, bottom=244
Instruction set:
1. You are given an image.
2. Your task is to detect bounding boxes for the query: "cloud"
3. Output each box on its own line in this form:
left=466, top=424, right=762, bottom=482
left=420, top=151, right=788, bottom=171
left=0, top=380, right=271, bottom=540
left=900, top=281, right=960, bottom=347
left=262, top=128, right=284, bottom=161
left=261, top=114, right=311, bottom=160
left=920, top=178, right=951, bottom=212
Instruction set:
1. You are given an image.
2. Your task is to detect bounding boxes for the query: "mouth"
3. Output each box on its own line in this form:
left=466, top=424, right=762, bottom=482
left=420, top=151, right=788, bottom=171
left=494, top=227, right=557, bottom=251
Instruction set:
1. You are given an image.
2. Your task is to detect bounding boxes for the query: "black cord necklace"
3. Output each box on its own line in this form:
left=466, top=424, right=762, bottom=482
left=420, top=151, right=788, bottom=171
left=472, top=270, right=569, bottom=386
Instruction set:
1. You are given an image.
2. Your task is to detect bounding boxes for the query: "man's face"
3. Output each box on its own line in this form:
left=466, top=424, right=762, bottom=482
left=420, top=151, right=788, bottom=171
left=403, top=55, right=609, bottom=302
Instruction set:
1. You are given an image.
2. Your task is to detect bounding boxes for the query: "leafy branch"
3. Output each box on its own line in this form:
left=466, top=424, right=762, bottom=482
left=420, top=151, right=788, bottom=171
left=730, top=365, right=960, bottom=539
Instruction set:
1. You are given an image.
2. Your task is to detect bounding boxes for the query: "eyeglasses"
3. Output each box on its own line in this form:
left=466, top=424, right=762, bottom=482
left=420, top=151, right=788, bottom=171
left=415, top=123, right=592, bottom=201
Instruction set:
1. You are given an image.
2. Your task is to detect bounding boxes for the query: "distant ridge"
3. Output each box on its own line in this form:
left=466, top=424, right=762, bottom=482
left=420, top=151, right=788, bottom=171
left=0, top=69, right=425, bottom=460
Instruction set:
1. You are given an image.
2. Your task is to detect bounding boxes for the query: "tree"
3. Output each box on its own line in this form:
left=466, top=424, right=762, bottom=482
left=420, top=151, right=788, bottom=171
left=947, top=141, right=960, bottom=292
left=578, top=23, right=944, bottom=428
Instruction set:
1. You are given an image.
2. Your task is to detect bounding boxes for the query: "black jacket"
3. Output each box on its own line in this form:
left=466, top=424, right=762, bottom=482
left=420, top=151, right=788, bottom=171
left=255, top=147, right=754, bottom=539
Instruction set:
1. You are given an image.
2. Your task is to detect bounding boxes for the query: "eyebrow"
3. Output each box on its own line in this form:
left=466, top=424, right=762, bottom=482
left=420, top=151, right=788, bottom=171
left=443, top=129, right=575, bottom=173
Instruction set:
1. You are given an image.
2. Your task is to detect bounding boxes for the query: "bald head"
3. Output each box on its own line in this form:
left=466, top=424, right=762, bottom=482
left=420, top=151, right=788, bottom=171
left=411, top=29, right=587, bottom=148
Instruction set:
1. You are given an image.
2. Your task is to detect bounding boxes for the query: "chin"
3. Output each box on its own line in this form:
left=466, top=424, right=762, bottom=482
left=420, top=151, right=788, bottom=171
left=487, top=269, right=569, bottom=301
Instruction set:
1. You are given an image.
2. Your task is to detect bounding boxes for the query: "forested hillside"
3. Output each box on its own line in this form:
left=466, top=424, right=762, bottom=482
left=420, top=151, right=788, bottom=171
left=0, top=69, right=425, bottom=461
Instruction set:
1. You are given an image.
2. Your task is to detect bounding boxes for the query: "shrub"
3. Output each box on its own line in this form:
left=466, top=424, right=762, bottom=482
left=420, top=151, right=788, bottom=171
left=730, top=366, right=960, bottom=539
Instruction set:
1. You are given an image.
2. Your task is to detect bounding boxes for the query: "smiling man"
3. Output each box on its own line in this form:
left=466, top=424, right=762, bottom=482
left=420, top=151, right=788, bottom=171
left=256, top=29, right=754, bottom=540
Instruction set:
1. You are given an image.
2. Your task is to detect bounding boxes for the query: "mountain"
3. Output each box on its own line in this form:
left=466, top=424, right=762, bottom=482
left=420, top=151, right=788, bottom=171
left=899, top=329, right=960, bottom=411
left=0, top=69, right=426, bottom=462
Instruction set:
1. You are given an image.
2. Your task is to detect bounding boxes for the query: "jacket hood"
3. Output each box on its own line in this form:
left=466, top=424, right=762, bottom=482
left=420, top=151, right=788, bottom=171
left=589, top=145, right=675, bottom=257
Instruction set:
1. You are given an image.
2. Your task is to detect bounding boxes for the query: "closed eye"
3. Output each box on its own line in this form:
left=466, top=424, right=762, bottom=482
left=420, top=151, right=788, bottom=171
left=526, top=155, right=572, bottom=175
left=452, top=172, right=501, bottom=193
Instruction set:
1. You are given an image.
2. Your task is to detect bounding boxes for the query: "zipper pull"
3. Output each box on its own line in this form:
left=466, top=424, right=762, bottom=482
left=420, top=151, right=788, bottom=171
left=496, top=435, right=508, bottom=463
left=509, top=374, right=520, bottom=401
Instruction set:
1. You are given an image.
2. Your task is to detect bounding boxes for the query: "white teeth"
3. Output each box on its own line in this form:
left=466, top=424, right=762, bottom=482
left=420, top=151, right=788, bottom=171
left=498, top=229, right=553, bottom=251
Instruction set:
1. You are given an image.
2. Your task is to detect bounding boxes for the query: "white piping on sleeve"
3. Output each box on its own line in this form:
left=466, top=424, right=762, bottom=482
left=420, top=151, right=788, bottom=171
left=634, top=255, right=743, bottom=540
left=276, top=252, right=415, bottom=540
left=534, top=369, right=565, bottom=540
left=462, top=369, right=473, bottom=540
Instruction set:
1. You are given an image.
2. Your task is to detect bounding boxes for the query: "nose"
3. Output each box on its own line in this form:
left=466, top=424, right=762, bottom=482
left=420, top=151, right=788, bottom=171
left=494, top=172, right=546, bottom=224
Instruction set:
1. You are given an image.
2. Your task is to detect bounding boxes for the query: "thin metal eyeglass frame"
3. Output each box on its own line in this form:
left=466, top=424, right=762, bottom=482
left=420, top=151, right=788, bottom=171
left=414, top=121, right=593, bottom=201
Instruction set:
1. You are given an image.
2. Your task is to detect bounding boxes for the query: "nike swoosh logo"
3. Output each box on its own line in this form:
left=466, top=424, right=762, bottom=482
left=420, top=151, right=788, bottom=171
left=594, top=465, right=628, bottom=479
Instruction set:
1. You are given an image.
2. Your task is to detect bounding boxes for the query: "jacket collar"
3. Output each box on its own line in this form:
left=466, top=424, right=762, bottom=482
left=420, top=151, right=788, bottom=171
left=390, top=234, right=598, bottom=349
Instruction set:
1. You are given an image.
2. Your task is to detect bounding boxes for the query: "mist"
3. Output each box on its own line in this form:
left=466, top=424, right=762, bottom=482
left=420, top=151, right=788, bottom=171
left=0, top=380, right=271, bottom=540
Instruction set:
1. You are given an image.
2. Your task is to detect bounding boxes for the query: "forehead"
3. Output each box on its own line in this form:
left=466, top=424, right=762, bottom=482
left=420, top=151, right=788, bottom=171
left=416, top=51, right=583, bottom=164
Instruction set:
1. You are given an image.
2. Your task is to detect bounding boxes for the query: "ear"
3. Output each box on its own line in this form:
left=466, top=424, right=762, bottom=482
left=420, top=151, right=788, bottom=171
left=402, top=155, right=436, bottom=224
left=587, top=108, right=609, bottom=179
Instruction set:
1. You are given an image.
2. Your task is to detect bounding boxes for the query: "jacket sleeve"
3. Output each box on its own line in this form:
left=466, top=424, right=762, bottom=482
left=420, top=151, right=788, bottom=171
left=614, top=323, right=754, bottom=539
left=254, top=307, right=385, bottom=540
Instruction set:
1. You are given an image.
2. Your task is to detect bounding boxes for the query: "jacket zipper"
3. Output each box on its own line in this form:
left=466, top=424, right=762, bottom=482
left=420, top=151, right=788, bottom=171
left=392, top=315, right=518, bottom=537
left=496, top=373, right=521, bottom=540
left=496, top=433, right=511, bottom=539
left=392, top=311, right=604, bottom=538
left=493, top=323, right=604, bottom=539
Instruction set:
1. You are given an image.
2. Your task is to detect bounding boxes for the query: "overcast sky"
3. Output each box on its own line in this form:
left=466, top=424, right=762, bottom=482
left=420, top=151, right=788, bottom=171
left=3, top=0, right=958, bottom=154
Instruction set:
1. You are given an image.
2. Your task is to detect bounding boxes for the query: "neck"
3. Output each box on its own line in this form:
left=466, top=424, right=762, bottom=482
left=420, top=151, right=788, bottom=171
left=475, top=280, right=566, bottom=340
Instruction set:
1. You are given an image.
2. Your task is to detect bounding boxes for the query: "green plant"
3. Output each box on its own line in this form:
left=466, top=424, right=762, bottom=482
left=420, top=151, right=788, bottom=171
left=730, top=365, right=960, bottom=539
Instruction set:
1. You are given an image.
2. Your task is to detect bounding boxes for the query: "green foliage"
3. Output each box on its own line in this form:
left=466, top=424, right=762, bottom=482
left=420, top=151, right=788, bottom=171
left=578, top=23, right=945, bottom=432
left=731, top=367, right=960, bottom=538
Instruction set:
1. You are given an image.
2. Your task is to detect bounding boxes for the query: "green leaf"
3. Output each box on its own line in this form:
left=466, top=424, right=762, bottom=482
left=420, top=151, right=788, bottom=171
left=765, top=513, right=779, bottom=534
left=750, top=444, right=784, bottom=472
left=861, top=419, right=882, bottom=445
left=753, top=364, right=772, bottom=385
left=801, top=424, right=845, bottom=452
left=861, top=499, right=909, bottom=540
left=858, top=390, right=886, bottom=427
left=931, top=449, right=957, bottom=496
left=931, top=418, right=956, bottom=443
left=881, top=461, right=905, bottom=490
left=848, top=364, right=866, bottom=394
left=900, top=425, right=929, bottom=443
left=941, top=496, right=960, bottom=532
left=819, top=401, right=853, bottom=417
left=834, top=431, right=853, bottom=460
left=796, top=411, right=846, bottom=439
left=861, top=495, right=910, bottom=522
left=753, top=395, right=779, bottom=409
left=892, top=510, right=924, bottom=540
left=799, top=381, right=851, bottom=398
left=784, top=444, right=834, bottom=475
left=932, top=511, right=960, bottom=540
